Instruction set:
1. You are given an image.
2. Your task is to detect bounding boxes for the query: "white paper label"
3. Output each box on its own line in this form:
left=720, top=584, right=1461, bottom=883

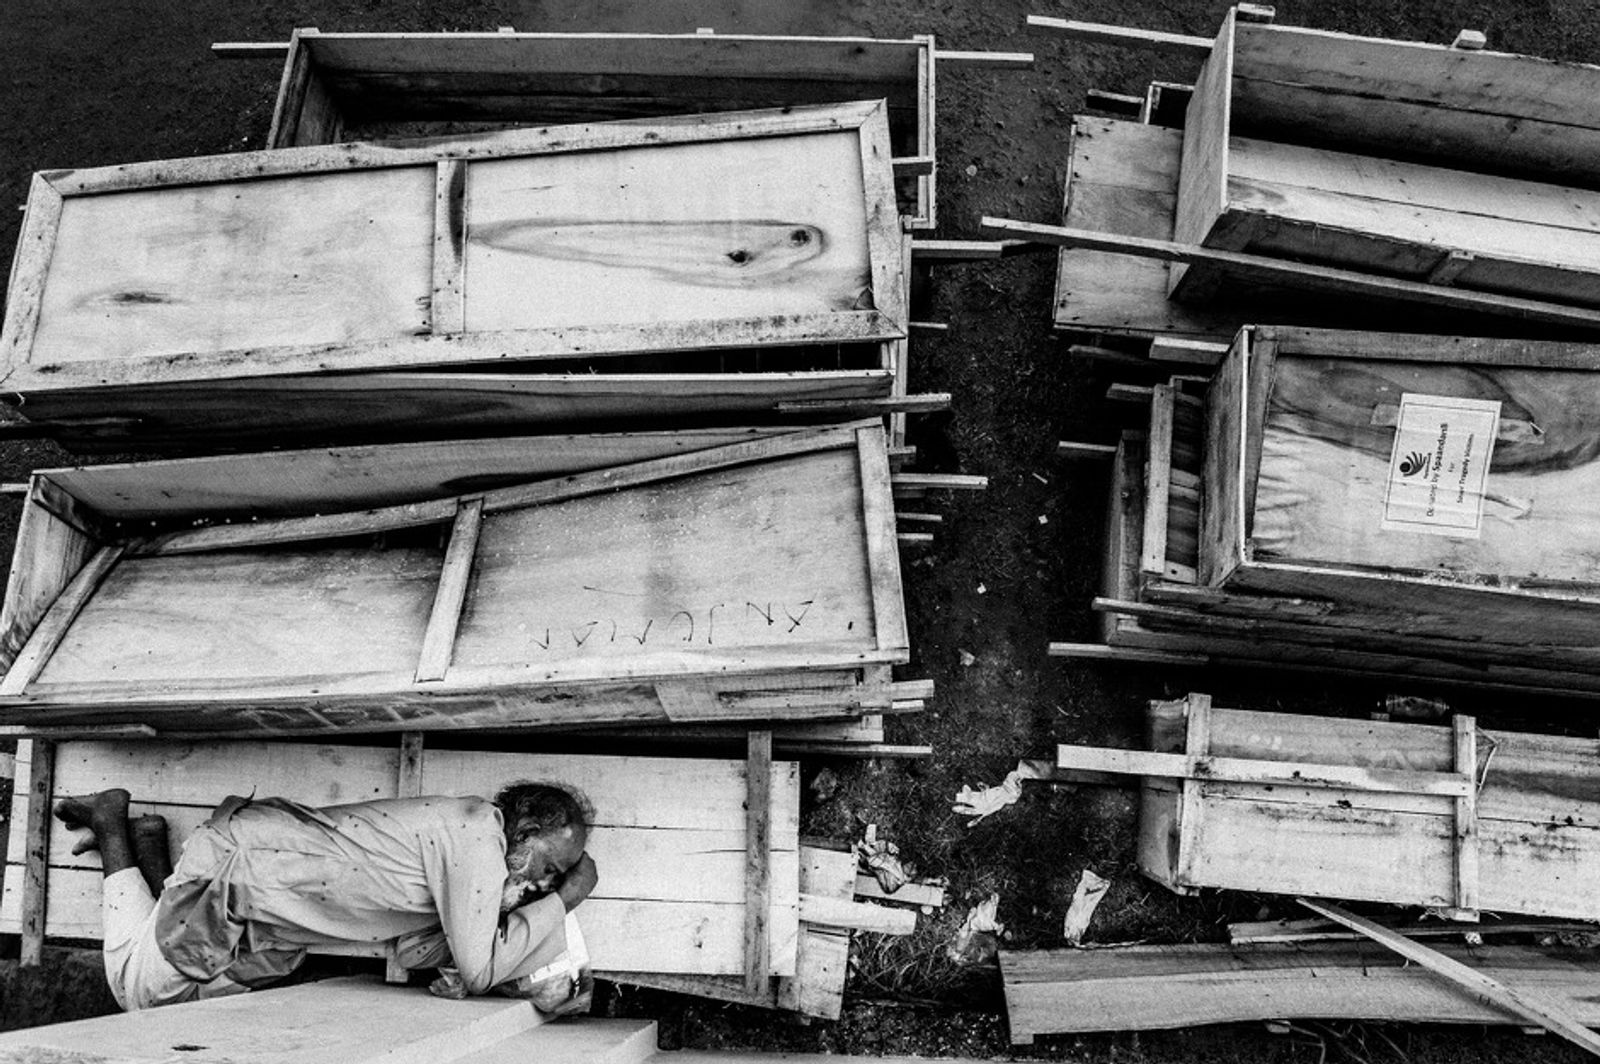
left=1380, top=393, right=1500, bottom=538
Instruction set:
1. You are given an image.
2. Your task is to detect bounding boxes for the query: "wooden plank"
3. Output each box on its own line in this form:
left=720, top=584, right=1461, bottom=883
left=1056, top=745, right=1473, bottom=797
left=858, top=426, right=909, bottom=653
left=889, top=473, right=988, bottom=490
left=1299, top=898, right=1600, bottom=1056
left=0, top=176, right=64, bottom=385
left=396, top=731, right=425, bottom=799
left=430, top=159, right=468, bottom=335
left=1002, top=942, right=1600, bottom=1038
left=798, top=893, right=916, bottom=935
left=0, top=480, right=97, bottom=674
left=138, top=422, right=861, bottom=557
left=1169, top=10, right=1234, bottom=296
left=853, top=875, right=945, bottom=908
left=414, top=498, right=483, bottom=683
left=0, top=547, right=123, bottom=696
left=987, top=217, right=1600, bottom=331
left=1047, top=642, right=1208, bottom=666
left=1024, top=16, right=1212, bottom=55
left=745, top=729, right=773, bottom=994
left=1453, top=716, right=1480, bottom=914
left=1231, top=21, right=1600, bottom=190
left=1174, top=694, right=1209, bottom=887
left=1199, top=329, right=1249, bottom=585
left=1141, top=384, right=1175, bottom=580
left=19, top=740, right=51, bottom=967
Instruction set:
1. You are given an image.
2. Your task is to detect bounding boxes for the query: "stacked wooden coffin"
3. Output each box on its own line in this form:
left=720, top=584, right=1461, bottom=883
left=993, top=7, right=1600, bottom=352
left=1002, top=692, right=1600, bottom=1041
left=1064, top=325, right=1600, bottom=696
left=0, top=30, right=1000, bottom=1018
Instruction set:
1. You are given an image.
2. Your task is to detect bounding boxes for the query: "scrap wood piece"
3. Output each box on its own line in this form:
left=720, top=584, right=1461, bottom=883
left=1055, top=743, right=1475, bottom=797
left=1229, top=916, right=1600, bottom=946
left=745, top=729, right=773, bottom=994
left=1299, top=898, right=1600, bottom=1057
left=799, top=893, right=917, bottom=935
left=1024, top=15, right=1213, bottom=55
left=981, top=218, right=1600, bottom=331
left=853, top=875, right=945, bottom=909
left=20, top=739, right=53, bottom=967
left=1001, top=941, right=1600, bottom=1042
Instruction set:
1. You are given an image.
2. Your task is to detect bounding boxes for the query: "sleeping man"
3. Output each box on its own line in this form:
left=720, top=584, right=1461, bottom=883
left=54, top=781, right=597, bottom=1012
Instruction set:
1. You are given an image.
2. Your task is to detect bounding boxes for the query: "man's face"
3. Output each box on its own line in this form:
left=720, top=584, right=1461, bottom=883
left=503, top=824, right=587, bottom=910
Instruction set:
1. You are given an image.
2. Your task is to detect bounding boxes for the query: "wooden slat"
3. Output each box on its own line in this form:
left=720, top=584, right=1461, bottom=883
left=857, top=425, right=908, bottom=652
left=745, top=729, right=773, bottom=994
left=1169, top=9, right=1234, bottom=296
left=1024, top=16, right=1212, bottom=55
left=1141, top=384, right=1175, bottom=579
left=0, top=547, right=122, bottom=696
left=414, top=498, right=483, bottom=683
left=798, top=893, right=916, bottom=935
left=138, top=422, right=864, bottom=556
left=1056, top=745, right=1473, bottom=797
left=986, top=217, right=1600, bottom=330
left=1453, top=716, right=1481, bottom=914
left=0, top=177, right=64, bottom=380
left=1299, top=898, right=1600, bottom=1056
left=1175, top=693, right=1210, bottom=886
left=430, top=159, right=467, bottom=335
left=20, top=740, right=52, bottom=967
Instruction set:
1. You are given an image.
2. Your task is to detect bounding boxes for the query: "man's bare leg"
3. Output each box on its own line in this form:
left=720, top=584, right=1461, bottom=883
left=54, top=789, right=136, bottom=878
left=131, top=815, right=171, bottom=896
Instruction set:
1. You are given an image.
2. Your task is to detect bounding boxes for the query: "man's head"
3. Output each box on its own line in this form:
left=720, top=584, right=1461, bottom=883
left=494, top=782, right=593, bottom=911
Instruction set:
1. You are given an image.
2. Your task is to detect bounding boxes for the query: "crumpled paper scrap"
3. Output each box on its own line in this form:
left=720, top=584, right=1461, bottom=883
left=951, top=759, right=1054, bottom=826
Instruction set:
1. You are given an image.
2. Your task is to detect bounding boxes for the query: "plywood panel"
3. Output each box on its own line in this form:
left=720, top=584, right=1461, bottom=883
left=464, top=134, right=871, bottom=332
left=454, top=449, right=876, bottom=669
left=34, top=545, right=441, bottom=685
left=33, top=167, right=434, bottom=365
left=1250, top=355, right=1600, bottom=584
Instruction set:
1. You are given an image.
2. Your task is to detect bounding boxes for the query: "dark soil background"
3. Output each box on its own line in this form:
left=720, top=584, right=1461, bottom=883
left=3, top=1, right=1599, bottom=1061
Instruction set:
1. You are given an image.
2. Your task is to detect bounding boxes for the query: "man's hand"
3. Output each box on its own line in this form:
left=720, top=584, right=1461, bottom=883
left=556, top=853, right=597, bottom=912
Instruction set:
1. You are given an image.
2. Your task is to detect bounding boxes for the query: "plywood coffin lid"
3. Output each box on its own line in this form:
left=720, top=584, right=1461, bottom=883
left=0, top=100, right=906, bottom=394
left=0, top=422, right=911, bottom=726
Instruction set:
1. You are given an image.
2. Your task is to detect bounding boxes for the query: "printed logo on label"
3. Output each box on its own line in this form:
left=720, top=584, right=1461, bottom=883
left=1380, top=393, right=1500, bottom=539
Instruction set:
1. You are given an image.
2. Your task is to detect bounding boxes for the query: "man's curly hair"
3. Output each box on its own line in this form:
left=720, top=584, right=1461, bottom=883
left=493, top=781, right=594, bottom=839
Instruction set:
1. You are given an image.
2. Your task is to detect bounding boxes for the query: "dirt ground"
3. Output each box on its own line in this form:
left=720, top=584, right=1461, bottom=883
left=2, top=1, right=1599, bottom=1061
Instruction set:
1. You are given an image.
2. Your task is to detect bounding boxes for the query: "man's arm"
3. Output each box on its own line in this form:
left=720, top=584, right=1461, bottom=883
left=425, top=801, right=596, bottom=995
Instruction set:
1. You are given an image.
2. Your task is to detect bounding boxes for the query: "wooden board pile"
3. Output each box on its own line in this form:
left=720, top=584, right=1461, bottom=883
left=991, top=6, right=1600, bottom=356
left=1002, top=692, right=1600, bottom=1042
left=1059, top=325, right=1600, bottom=695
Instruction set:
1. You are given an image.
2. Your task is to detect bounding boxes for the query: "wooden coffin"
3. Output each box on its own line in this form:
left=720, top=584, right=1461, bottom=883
left=262, top=29, right=940, bottom=228
left=1069, top=375, right=1600, bottom=697
left=1, top=737, right=803, bottom=977
left=1171, top=10, right=1600, bottom=305
left=1202, top=326, right=1600, bottom=648
left=0, top=102, right=905, bottom=450
left=1056, top=694, right=1600, bottom=920
left=0, top=422, right=909, bottom=736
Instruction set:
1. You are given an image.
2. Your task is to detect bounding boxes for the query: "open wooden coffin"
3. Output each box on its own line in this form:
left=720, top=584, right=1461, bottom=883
left=2, top=738, right=802, bottom=977
left=265, top=29, right=941, bottom=228
left=1058, top=694, right=1600, bottom=920
left=0, top=102, right=905, bottom=450
left=0, top=422, right=909, bottom=736
left=1202, top=326, right=1600, bottom=648
left=1171, top=9, right=1600, bottom=306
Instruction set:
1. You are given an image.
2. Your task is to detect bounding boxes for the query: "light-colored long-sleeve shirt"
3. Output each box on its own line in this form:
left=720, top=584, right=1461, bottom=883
left=153, top=795, right=568, bottom=994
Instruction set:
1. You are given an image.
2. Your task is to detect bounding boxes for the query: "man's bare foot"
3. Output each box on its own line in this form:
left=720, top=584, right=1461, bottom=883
left=54, top=789, right=131, bottom=854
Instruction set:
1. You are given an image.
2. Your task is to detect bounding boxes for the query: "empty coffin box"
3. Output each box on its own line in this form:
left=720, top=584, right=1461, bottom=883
left=0, top=101, right=905, bottom=450
left=1201, top=325, right=1600, bottom=650
left=1171, top=9, right=1600, bottom=306
left=1130, top=698, right=1600, bottom=920
left=266, top=28, right=939, bottom=228
left=0, top=422, right=908, bottom=735
left=2, top=738, right=802, bottom=976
